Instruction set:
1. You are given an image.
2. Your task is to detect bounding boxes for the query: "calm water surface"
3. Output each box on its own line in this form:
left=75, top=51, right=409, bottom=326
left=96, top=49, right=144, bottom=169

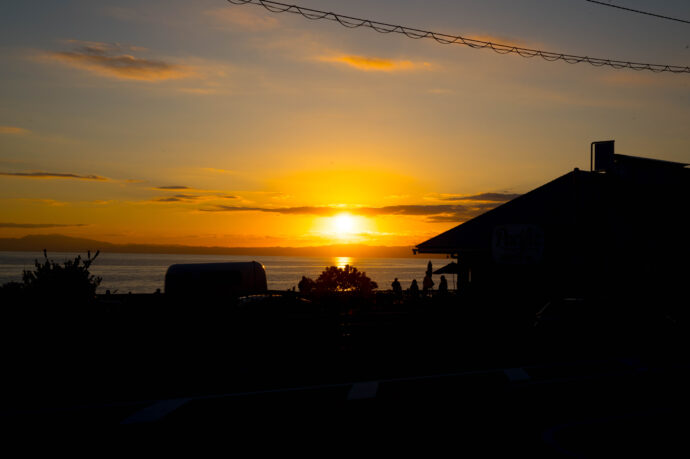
left=0, top=251, right=448, bottom=293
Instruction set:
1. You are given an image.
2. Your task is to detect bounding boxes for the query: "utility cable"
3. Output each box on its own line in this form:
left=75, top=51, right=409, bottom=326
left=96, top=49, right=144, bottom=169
left=583, top=0, right=690, bottom=25
left=226, top=0, right=689, bottom=74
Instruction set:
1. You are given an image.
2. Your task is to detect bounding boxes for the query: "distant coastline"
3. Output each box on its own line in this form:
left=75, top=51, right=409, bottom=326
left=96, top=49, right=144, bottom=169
left=0, top=234, right=445, bottom=259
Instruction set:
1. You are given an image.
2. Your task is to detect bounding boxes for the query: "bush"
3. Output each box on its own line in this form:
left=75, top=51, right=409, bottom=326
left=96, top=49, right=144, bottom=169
left=19, top=249, right=102, bottom=305
left=313, top=265, right=378, bottom=294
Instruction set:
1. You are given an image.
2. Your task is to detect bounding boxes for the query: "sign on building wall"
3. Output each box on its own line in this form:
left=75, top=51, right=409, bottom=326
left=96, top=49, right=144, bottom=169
left=492, top=224, right=544, bottom=264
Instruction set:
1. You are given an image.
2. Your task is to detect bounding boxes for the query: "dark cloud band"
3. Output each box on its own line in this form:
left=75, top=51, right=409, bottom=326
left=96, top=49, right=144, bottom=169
left=200, top=203, right=502, bottom=222
left=0, top=223, right=87, bottom=228
left=0, top=171, right=107, bottom=180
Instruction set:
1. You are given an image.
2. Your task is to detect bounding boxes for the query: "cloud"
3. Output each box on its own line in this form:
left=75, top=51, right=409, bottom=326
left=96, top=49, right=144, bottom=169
left=153, top=194, right=201, bottom=202
left=42, top=41, right=192, bottom=82
left=155, top=185, right=191, bottom=190
left=0, top=171, right=107, bottom=181
left=199, top=203, right=502, bottom=222
left=62, top=39, right=147, bottom=54
left=201, top=205, right=336, bottom=216
left=437, top=192, right=521, bottom=202
left=0, top=126, right=30, bottom=135
left=320, top=55, right=431, bottom=72
left=204, top=7, right=280, bottom=30
left=152, top=188, right=239, bottom=203
left=0, top=222, right=87, bottom=228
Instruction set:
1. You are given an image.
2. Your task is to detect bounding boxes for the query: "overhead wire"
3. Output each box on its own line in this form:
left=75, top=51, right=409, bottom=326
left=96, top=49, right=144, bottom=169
left=583, top=0, right=690, bottom=25
left=226, top=0, right=690, bottom=74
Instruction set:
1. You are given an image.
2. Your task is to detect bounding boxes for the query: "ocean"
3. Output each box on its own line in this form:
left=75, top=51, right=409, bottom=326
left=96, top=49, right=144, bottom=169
left=0, top=251, right=448, bottom=294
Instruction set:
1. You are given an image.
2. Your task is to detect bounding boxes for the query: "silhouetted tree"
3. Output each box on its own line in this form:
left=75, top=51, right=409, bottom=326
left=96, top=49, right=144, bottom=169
left=314, top=265, right=378, bottom=294
left=19, top=249, right=102, bottom=305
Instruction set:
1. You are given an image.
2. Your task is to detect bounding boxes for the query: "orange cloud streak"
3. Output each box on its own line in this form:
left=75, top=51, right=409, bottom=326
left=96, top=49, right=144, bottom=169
left=0, top=126, right=30, bottom=135
left=320, top=55, right=431, bottom=72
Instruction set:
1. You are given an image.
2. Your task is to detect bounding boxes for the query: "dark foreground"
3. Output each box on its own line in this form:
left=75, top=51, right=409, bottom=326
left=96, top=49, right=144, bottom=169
left=1, top=291, right=687, bottom=454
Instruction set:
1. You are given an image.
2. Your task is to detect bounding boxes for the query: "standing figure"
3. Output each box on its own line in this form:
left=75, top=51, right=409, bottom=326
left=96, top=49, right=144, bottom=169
left=438, top=275, right=448, bottom=294
left=409, top=279, right=420, bottom=298
left=391, top=277, right=402, bottom=297
left=423, top=273, right=434, bottom=294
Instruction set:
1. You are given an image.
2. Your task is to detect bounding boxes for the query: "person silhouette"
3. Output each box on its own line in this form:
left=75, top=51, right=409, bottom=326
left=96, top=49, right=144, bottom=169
left=423, top=273, right=434, bottom=294
left=391, top=277, right=402, bottom=297
left=409, top=279, right=420, bottom=298
left=438, top=275, right=448, bottom=294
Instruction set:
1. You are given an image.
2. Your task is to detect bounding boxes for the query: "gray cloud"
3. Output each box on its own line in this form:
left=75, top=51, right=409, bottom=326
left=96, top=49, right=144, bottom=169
left=155, top=185, right=191, bottom=190
left=0, top=223, right=87, bottom=228
left=154, top=194, right=201, bottom=202
left=44, top=42, right=191, bottom=82
left=0, top=171, right=107, bottom=181
left=438, top=192, right=521, bottom=202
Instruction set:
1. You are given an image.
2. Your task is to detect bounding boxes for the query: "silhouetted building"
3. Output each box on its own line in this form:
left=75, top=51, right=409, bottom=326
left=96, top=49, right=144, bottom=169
left=414, top=141, right=688, bottom=300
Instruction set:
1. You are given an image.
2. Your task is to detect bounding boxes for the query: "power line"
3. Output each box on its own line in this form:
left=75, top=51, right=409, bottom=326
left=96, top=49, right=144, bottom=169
left=226, top=0, right=690, bottom=74
left=583, top=0, right=690, bottom=25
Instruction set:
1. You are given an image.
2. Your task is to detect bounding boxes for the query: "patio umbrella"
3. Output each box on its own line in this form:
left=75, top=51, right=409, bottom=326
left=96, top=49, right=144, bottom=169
left=433, top=262, right=460, bottom=290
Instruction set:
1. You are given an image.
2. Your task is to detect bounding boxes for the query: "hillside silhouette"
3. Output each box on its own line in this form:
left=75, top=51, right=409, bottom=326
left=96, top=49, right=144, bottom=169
left=0, top=234, right=445, bottom=258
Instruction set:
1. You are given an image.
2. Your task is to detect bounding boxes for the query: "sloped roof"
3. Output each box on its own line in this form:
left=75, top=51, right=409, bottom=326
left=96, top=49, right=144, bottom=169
left=415, top=169, right=604, bottom=254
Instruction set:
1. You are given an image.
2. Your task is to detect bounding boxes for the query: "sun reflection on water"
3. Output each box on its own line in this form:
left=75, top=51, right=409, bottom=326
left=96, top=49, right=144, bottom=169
left=333, top=256, right=354, bottom=268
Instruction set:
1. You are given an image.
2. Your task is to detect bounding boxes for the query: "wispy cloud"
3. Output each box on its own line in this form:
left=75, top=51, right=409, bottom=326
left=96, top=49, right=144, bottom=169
left=0, top=171, right=107, bottom=181
left=152, top=186, right=240, bottom=203
left=42, top=40, right=192, bottom=82
left=0, top=222, right=87, bottom=228
left=62, top=39, right=147, bottom=54
left=154, top=185, right=191, bottom=190
left=0, top=126, right=30, bottom=135
left=153, top=194, right=201, bottom=202
left=319, top=55, right=431, bottom=72
left=199, top=203, right=500, bottom=222
left=204, top=7, right=280, bottom=30
left=436, top=192, right=521, bottom=202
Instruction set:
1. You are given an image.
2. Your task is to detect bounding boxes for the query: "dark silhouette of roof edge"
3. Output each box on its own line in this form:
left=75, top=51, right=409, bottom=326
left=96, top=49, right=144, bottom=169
left=414, top=169, right=588, bottom=254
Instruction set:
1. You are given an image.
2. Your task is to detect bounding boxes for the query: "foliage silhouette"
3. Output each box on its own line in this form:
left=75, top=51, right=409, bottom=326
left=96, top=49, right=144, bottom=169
left=19, top=249, right=102, bottom=305
left=312, top=265, right=378, bottom=294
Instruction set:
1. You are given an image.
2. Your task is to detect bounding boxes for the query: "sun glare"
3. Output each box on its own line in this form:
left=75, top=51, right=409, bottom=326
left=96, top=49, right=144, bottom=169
left=315, top=212, right=367, bottom=242
left=333, top=213, right=356, bottom=235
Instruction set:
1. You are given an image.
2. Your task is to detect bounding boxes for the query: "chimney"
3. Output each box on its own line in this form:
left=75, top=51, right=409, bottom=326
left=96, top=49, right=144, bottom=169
left=590, top=140, right=615, bottom=172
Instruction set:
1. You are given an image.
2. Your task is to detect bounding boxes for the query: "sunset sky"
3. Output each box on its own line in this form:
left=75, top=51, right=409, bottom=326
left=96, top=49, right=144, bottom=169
left=1, top=0, right=689, bottom=248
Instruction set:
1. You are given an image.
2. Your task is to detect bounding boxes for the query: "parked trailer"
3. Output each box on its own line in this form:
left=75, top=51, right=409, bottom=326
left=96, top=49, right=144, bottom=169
left=164, top=262, right=267, bottom=299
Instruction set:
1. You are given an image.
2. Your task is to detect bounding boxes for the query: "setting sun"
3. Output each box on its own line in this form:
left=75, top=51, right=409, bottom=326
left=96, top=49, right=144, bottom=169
left=311, top=212, right=371, bottom=243
left=333, top=213, right=356, bottom=235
